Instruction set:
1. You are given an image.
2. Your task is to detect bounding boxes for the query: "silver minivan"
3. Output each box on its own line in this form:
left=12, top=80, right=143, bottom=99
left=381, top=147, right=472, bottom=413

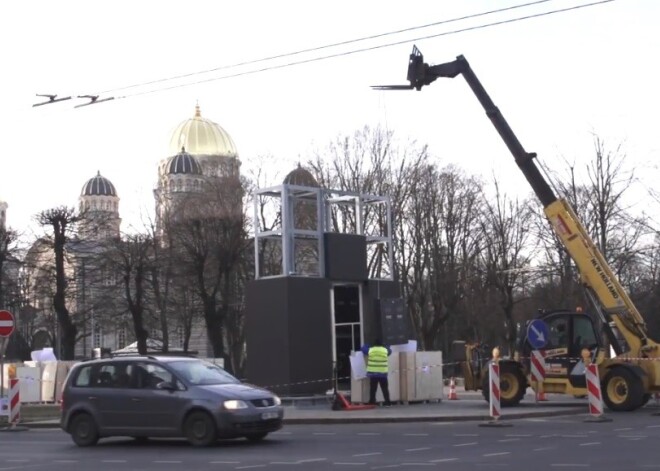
left=60, top=356, right=283, bottom=447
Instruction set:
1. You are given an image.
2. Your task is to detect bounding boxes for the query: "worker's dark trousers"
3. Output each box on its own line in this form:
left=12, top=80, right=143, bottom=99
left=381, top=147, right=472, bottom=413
left=368, top=376, right=391, bottom=404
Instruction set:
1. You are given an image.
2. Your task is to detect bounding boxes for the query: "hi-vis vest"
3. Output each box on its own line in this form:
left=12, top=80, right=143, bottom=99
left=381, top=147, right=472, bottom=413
left=367, top=346, right=388, bottom=374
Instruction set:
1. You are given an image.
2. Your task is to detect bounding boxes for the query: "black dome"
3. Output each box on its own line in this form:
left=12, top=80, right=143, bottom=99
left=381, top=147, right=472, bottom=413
left=167, top=147, right=202, bottom=175
left=284, top=164, right=319, bottom=187
left=81, top=171, right=117, bottom=197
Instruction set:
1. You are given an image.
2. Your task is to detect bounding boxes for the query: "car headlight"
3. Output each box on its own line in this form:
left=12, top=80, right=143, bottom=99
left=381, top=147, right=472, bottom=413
left=223, top=400, right=248, bottom=410
left=273, top=395, right=281, bottom=406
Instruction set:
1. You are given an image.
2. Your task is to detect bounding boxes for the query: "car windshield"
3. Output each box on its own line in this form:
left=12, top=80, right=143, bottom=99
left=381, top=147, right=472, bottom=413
left=168, top=360, right=240, bottom=386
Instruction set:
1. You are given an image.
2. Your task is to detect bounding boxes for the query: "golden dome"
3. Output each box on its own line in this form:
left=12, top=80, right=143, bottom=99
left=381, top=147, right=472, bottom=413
left=168, top=105, right=238, bottom=157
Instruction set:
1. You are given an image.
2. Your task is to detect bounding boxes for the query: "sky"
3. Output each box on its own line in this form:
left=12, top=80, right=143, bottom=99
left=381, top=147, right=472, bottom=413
left=1, top=0, right=659, bottom=236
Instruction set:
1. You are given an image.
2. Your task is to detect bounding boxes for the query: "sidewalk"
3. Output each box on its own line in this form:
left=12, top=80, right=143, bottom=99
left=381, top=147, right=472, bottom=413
left=2, top=388, right=593, bottom=429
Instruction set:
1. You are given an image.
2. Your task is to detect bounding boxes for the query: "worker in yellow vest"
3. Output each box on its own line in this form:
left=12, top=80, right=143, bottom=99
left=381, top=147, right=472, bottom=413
left=361, top=338, right=392, bottom=406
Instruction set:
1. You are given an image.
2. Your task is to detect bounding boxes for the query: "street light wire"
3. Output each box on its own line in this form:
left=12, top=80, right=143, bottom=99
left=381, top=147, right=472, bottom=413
left=116, top=0, right=614, bottom=100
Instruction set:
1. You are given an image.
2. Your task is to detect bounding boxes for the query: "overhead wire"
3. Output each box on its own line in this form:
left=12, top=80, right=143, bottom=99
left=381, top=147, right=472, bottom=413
left=99, top=0, right=556, bottom=95
left=113, top=0, right=615, bottom=101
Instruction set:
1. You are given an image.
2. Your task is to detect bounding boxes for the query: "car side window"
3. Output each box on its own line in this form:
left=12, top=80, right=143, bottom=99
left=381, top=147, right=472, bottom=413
left=95, top=364, right=117, bottom=388
left=547, top=317, right=569, bottom=349
left=73, top=365, right=93, bottom=387
left=134, top=362, right=180, bottom=390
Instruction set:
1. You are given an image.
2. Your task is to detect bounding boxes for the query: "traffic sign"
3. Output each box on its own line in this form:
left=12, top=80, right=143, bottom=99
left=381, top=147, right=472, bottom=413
left=527, top=319, right=549, bottom=349
left=0, top=310, right=15, bottom=337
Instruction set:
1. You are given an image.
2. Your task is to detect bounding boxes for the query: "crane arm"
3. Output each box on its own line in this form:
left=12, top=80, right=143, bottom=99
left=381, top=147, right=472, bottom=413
left=399, top=49, right=653, bottom=355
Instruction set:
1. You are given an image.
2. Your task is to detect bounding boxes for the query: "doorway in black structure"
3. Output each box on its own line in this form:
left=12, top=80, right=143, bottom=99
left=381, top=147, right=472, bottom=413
left=331, top=284, right=363, bottom=389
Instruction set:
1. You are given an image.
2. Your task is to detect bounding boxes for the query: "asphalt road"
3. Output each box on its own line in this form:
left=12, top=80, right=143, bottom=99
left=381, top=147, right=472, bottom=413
left=1, top=410, right=660, bottom=470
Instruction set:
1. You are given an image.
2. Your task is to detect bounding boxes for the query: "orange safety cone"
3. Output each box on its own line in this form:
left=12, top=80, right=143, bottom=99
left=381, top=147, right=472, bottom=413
left=448, top=377, right=459, bottom=400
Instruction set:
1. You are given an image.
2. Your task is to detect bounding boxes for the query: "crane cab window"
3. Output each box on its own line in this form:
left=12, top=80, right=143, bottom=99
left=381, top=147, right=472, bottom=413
left=547, top=317, right=569, bottom=349
left=573, top=316, right=598, bottom=351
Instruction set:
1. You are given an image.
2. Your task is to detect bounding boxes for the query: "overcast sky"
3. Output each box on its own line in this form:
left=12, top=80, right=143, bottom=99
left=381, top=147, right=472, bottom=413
left=1, top=0, right=658, bottom=235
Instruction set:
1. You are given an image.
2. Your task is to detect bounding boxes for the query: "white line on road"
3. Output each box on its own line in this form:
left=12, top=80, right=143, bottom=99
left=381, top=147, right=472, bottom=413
left=429, top=458, right=459, bottom=463
left=236, top=466, right=265, bottom=470
left=483, top=452, right=511, bottom=457
left=506, top=434, right=531, bottom=437
left=579, top=442, right=601, bottom=446
left=298, top=458, right=328, bottom=463
left=614, top=427, right=632, bottom=431
left=153, top=461, right=182, bottom=464
left=453, top=442, right=478, bottom=447
left=210, top=461, right=240, bottom=464
left=4, top=461, right=29, bottom=463
left=550, top=465, right=589, bottom=467
left=533, top=447, right=554, bottom=451
left=53, top=461, right=78, bottom=464
left=404, top=433, right=429, bottom=436
left=497, top=438, right=520, bottom=442
left=405, top=447, right=431, bottom=452
left=269, top=462, right=298, bottom=465
left=102, top=460, right=127, bottom=463
left=354, top=453, right=382, bottom=457
left=646, top=425, right=660, bottom=429
left=454, top=433, right=478, bottom=437
left=371, top=466, right=400, bottom=469
left=333, top=463, right=366, bottom=466
left=357, top=432, right=381, bottom=436
left=400, top=463, right=434, bottom=466
left=313, top=432, right=337, bottom=435
left=560, top=435, right=588, bottom=438
left=430, top=422, right=454, bottom=426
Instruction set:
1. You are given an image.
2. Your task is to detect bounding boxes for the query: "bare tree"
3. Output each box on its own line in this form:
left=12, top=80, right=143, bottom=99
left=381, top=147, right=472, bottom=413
left=36, top=207, right=82, bottom=360
left=478, top=182, right=534, bottom=354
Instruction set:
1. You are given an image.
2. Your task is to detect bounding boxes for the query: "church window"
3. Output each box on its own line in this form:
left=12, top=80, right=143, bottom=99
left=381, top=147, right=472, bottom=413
left=94, top=325, right=102, bottom=348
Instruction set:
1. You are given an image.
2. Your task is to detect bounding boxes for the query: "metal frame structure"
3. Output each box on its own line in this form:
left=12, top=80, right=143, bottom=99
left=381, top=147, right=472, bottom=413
left=253, top=184, right=393, bottom=280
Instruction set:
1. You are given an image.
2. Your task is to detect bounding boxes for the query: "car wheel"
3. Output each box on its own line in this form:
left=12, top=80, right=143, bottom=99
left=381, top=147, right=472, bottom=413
left=184, top=411, right=217, bottom=447
left=245, top=432, right=268, bottom=442
left=70, top=413, right=99, bottom=447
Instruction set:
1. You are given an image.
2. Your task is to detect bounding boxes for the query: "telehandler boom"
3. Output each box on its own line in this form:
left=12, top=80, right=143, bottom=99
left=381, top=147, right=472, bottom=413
left=375, top=46, right=660, bottom=411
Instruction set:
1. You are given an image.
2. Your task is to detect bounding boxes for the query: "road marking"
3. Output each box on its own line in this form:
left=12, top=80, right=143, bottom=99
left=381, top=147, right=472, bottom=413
left=210, top=461, right=240, bottom=464
left=236, top=466, right=265, bottom=470
left=102, top=461, right=127, bottom=463
left=405, top=447, right=431, bottom=452
left=53, top=461, right=78, bottom=464
left=4, top=461, right=29, bottom=463
left=646, top=425, right=660, bottom=429
left=430, top=422, right=454, bottom=426
left=154, top=461, right=182, bottom=464
left=298, top=458, right=327, bottom=463
left=270, top=462, right=298, bottom=465
left=550, top=465, right=589, bottom=468
left=400, top=464, right=434, bottom=466
left=313, top=432, right=336, bottom=435
left=618, top=435, right=647, bottom=439
left=506, top=434, right=531, bottom=437
left=404, top=433, right=429, bottom=436
left=274, top=431, right=292, bottom=434
left=614, top=427, right=632, bottom=431
left=429, top=458, right=459, bottom=463
left=354, top=453, right=382, bottom=457
left=533, top=447, right=554, bottom=451
left=560, top=434, right=588, bottom=438
left=484, top=452, right=511, bottom=457
left=454, top=433, right=478, bottom=437
left=453, top=442, right=478, bottom=447
left=334, top=463, right=366, bottom=466
left=579, top=442, right=600, bottom=446
left=497, top=438, right=520, bottom=442
left=371, top=466, right=400, bottom=469
left=358, top=432, right=381, bottom=436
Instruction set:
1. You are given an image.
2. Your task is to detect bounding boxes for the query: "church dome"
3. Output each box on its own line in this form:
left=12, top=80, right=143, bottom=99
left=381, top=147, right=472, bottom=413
left=167, top=148, right=202, bottom=175
left=81, top=172, right=117, bottom=197
left=284, top=164, right=320, bottom=187
left=168, top=105, right=238, bottom=157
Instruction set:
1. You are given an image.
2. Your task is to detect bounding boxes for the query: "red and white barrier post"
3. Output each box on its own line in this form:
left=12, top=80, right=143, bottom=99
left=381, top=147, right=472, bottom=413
left=480, top=347, right=511, bottom=427
left=531, top=350, right=547, bottom=402
left=9, top=378, right=20, bottom=426
left=582, top=349, right=611, bottom=423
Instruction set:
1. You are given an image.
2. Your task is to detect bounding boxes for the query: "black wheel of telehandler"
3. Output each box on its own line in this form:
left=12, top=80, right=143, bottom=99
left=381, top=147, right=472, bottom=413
left=602, top=367, right=644, bottom=412
left=481, top=362, right=527, bottom=407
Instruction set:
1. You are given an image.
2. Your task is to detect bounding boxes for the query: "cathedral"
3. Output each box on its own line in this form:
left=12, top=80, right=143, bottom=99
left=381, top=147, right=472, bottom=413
left=13, top=105, right=242, bottom=359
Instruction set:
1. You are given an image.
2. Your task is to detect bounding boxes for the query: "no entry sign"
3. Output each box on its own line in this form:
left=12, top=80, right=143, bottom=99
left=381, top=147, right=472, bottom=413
left=0, top=310, right=15, bottom=337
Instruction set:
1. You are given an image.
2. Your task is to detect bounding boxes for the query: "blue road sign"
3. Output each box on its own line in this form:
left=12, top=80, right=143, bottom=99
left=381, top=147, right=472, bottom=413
left=527, top=319, right=549, bottom=349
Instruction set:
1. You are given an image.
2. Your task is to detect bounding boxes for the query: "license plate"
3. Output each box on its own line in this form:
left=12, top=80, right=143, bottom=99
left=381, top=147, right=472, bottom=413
left=261, top=412, right=279, bottom=420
